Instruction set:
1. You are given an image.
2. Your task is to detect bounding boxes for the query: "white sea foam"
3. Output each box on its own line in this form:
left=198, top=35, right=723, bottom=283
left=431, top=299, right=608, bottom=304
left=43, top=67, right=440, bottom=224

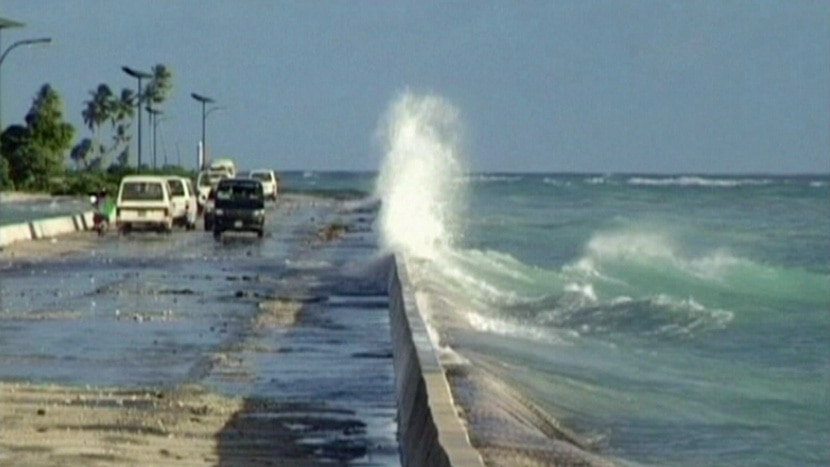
left=627, top=176, right=771, bottom=187
left=375, top=91, right=467, bottom=262
left=584, top=176, right=607, bottom=185
left=582, top=229, right=747, bottom=280
left=543, top=177, right=572, bottom=187
left=585, top=230, right=677, bottom=261
left=465, top=310, right=576, bottom=344
left=465, top=174, right=522, bottom=183
left=563, top=282, right=598, bottom=302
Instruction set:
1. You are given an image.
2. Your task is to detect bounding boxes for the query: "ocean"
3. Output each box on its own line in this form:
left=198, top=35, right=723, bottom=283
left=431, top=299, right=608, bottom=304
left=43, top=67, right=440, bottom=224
left=368, top=94, right=829, bottom=466
left=281, top=164, right=829, bottom=466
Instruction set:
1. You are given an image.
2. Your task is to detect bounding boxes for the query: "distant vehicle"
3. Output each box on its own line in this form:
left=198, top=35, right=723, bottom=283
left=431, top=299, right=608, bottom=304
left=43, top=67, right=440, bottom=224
left=115, top=175, right=174, bottom=234
left=212, top=178, right=265, bottom=240
left=208, top=158, right=236, bottom=178
left=248, top=169, right=278, bottom=201
left=165, top=176, right=198, bottom=230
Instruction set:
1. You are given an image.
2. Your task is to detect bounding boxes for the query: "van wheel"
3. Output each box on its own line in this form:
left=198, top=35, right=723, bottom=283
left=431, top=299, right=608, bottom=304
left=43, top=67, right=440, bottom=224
left=213, top=229, right=222, bottom=241
left=257, top=229, right=264, bottom=238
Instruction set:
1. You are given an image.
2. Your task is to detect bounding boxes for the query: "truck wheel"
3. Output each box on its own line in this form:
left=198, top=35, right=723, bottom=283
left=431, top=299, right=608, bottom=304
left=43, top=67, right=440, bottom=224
left=213, top=229, right=221, bottom=241
left=257, top=229, right=264, bottom=238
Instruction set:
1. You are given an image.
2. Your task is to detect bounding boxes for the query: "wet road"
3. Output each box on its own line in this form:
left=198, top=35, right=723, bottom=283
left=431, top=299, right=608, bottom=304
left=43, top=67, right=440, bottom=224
left=0, top=195, right=400, bottom=465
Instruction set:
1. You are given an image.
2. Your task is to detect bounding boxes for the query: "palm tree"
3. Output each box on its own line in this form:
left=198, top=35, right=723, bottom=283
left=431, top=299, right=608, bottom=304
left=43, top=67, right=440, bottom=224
left=106, top=88, right=135, bottom=168
left=143, top=65, right=173, bottom=166
left=82, top=84, right=112, bottom=131
left=82, top=84, right=113, bottom=165
left=144, top=64, right=173, bottom=107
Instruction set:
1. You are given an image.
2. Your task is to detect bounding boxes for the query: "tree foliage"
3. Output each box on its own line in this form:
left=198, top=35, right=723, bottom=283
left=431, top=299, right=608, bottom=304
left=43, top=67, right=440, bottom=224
left=0, top=148, right=12, bottom=190
left=0, top=84, right=74, bottom=190
left=70, top=137, right=93, bottom=169
left=0, top=63, right=176, bottom=193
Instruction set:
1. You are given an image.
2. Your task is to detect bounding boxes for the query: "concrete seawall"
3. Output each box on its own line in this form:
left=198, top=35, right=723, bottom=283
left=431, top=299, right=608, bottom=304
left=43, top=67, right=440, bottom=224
left=387, top=253, right=484, bottom=467
left=0, top=212, right=93, bottom=248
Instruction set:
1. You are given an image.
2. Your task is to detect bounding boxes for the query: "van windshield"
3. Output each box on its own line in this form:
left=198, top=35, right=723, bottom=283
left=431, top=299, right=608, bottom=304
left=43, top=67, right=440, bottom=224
left=216, top=185, right=262, bottom=202
left=121, top=182, right=165, bottom=201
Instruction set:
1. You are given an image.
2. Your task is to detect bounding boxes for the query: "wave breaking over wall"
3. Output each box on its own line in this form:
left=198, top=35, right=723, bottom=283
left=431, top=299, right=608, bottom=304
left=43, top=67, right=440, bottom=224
left=375, top=91, right=467, bottom=261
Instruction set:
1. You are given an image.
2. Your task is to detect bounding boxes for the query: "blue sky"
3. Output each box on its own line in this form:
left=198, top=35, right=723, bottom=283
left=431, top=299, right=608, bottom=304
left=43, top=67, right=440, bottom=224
left=2, top=1, right=828, bottom=173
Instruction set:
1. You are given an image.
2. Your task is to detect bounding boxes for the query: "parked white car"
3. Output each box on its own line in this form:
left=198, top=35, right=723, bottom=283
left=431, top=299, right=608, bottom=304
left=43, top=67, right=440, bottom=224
left=166, top=176, right=198, bottom=230
left=249, top=169, right=278, bottom=201
left=116, top=175, right=174, bottom=234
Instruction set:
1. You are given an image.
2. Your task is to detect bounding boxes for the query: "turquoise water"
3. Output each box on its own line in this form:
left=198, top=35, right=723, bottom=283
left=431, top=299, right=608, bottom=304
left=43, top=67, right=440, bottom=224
left=440, top=174, right=830, bottom=466
left=287, top=164, right=830, bottom=465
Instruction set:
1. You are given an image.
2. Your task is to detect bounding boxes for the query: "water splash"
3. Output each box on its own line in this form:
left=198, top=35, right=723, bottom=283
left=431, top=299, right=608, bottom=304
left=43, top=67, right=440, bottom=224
left=374, top=91, right=467, bottom=261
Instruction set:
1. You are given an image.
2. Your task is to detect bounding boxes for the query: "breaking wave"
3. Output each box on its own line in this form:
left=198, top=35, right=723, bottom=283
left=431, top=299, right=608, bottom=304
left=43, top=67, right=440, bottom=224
left=374, top=91, right=467, bottom=262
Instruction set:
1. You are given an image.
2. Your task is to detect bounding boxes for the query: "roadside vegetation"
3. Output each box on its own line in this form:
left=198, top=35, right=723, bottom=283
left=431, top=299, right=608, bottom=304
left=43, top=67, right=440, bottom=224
left=0, top=63, right=195, bottom=196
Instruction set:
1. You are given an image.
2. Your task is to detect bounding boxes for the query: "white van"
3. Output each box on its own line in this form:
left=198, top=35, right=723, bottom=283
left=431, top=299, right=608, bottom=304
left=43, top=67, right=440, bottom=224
left=116, top=175, right=174, bottom=233
left=249, top=169, right=278, bottom=201
left=209, top=158, right=236, bottom=178
left=165, top=176, right=198, bottom=230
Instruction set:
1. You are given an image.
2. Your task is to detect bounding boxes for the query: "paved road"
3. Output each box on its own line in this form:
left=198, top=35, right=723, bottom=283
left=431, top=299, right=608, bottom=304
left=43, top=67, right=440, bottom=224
left=0, top=194, right=400, bottom=465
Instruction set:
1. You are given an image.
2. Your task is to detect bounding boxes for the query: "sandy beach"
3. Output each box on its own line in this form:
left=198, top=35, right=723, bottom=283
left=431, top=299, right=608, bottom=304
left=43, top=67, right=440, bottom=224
left=0, top=382, right=243, bottom=466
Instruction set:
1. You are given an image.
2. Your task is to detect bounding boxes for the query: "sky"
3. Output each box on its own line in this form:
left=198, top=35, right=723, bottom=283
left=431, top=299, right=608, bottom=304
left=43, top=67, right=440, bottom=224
left=2, top=0, right=828, bottom=174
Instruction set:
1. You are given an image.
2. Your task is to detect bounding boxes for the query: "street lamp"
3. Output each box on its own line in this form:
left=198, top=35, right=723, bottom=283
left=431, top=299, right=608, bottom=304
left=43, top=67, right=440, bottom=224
left=0, top=36, right=51, bottom=131
left=155, top=116, right=172, bottom=167
left=122, top=66, right=151, bottom=171
left=146, top=106, right=163, bottom=169
left=191, top=92, right=215, bottom=170
left=206, top=105, right=226, bottom=118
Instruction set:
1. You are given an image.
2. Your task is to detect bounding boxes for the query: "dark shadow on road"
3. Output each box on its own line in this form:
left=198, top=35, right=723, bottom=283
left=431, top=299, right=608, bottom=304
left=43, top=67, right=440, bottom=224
left=215, top=397, right=370, bottom=466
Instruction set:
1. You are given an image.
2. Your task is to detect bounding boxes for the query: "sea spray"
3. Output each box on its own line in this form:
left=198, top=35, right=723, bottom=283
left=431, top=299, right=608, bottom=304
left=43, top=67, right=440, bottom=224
left=375, top=92, right=467, bottom=261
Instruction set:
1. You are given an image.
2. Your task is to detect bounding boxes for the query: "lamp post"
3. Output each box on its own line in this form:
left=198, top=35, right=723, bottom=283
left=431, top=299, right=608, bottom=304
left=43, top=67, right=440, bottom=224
left=146, top=106, right=162, bottom=169
left=0, top=35, right=51, bottom=131
left=156, top=116, right=171, bottom=167
left=191, top=93, right=215, bottom=170
left=206, top=105, right=225, bottom=118
left=122, top=66, right=151, bottom=171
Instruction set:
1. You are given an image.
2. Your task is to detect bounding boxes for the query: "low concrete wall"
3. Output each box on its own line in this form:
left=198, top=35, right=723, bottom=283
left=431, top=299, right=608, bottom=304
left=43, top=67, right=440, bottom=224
left=387, top=253, right=484, bottom=467
left=0, top=212, right=93, bottom=248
